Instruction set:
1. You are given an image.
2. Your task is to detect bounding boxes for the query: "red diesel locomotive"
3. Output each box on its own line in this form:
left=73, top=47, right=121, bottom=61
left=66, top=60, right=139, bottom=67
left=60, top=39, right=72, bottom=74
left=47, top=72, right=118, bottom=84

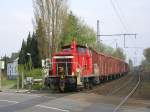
left=44, top=40, right=129, bottom=92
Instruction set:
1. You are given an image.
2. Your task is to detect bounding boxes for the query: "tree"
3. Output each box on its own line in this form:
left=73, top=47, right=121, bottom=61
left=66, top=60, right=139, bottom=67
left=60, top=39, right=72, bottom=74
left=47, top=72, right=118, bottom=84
left=36, top=19, right=48, bottom=59
left=60, top=12, right=96, bottom=47
left=129, top=59, right=133, bottom=71
left=26, top=32, right=32, bottom=54
left=18, top=40, right=27, bottom=64
left=144, top=48, right=150, bottom=63
left=30, top=32, right=41, bottom=68
left=33, top=0, right=68, bottom=57
left=60, top=12, right=79, bottom=46
left=77, top=23, right=96, bottom=47
left=142, top=48, right=150, bottom=71
left=113, top=47, right=126, bottom=60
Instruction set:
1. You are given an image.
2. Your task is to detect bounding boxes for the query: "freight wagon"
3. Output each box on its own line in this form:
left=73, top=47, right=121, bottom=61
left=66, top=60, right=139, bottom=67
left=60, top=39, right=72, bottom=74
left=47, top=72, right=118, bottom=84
left=44, top=40, right=129, bottom=92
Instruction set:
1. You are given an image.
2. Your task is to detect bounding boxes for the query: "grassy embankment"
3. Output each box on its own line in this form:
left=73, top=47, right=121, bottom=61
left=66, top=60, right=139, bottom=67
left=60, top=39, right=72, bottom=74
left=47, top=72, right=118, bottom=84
left=1, top=69, right=44, bottom=90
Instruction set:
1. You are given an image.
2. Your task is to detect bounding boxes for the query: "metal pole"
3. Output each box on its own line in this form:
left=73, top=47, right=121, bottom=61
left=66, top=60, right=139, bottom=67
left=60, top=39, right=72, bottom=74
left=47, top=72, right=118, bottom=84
left=124, top=34, right=126, bottom=48
left=66, top=62, right=68, bottom=76
left=116, top=42, right=118, bottom=49
left=17, top=75, right=19, bottom=91
left=22, top=71, right=24, bottom=89
left=56, top=64, right=58, bottom=76
left=97, top=20, right=100, bottom=43
left=97, top=33, right=137, bottom=48
left=97, top=20, right=101, bottom=51
left=29, top=55, right=32, bottom=72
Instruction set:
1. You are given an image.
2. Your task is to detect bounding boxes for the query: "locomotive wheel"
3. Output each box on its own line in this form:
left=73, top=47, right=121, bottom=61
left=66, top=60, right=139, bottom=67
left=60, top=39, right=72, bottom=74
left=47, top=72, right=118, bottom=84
left=84, top=82, right=90, bottom=89
left=59, top=81, right=65, bottom=92
left=84, top=82, right=93, bottom=90
left=71, top=78, right=77, bottom=91
left=89, top=82, right=93, bottom=90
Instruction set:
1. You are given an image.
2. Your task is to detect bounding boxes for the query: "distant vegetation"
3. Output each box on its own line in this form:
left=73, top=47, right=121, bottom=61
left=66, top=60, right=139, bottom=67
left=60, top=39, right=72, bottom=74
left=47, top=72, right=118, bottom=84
left=141, top=48, right=150, bottom=71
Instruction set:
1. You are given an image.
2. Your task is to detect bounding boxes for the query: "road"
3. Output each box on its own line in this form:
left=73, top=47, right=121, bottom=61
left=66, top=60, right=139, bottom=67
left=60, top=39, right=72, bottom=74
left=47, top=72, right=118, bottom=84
left=0, top=90, right=149, bottom=112
left=0, top=90, right=120, bottom=112
left=0, top=74, right=150, bottom=112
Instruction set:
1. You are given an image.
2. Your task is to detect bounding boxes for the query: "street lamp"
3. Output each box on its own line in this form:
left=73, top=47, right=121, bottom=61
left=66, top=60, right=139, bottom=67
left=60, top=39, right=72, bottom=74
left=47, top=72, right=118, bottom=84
left=16, top=57, right=20, bottom=92
left=27, top=53, right=32, bottom=72
left=27, top=53, right=32, bottom=92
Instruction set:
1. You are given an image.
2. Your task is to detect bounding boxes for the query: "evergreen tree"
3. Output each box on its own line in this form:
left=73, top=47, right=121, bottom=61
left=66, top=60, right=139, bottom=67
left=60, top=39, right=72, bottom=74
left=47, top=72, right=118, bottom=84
left=26, top=32, right=32, bottom=56
left=26, top=32, right=33, bottom=70
left=30, top=32, right=41, bottom=68
left=18, top=40, right=27, bottom=64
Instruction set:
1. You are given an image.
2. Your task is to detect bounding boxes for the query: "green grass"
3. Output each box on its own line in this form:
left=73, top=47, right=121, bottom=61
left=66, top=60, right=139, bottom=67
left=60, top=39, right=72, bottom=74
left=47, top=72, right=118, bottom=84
left=1, top=77, right=16, bottom=89
left=19, top=68, right=44, bottom=90
left=142, top=82, right=150, bottom=90
left=25, top=68, right=43, bottom=79
left=32, top=83, right=43, bottom=90
left=0, top=68, right=44, bottom=90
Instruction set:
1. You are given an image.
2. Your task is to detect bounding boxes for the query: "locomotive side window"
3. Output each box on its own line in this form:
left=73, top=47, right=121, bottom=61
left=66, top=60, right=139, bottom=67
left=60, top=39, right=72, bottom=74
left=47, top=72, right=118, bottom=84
left=77, top=47, right=86, bottom=53
left=63, top=48, right=71, bottom=51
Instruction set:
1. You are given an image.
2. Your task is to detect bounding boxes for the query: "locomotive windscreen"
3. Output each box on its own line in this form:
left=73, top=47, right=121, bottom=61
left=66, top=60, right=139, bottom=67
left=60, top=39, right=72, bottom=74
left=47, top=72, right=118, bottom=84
left=56, top=58, right=72, bottom=76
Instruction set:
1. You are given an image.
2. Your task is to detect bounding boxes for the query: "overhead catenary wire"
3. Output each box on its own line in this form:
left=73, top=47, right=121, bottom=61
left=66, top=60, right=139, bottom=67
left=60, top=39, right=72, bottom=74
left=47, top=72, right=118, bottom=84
left=102, top=39, right=118, bottom=49
left=114, top=0, right=131, bottom=32
left=110, top=0, right=128, bottom=33
left=109, top=0, right=140, bottom=65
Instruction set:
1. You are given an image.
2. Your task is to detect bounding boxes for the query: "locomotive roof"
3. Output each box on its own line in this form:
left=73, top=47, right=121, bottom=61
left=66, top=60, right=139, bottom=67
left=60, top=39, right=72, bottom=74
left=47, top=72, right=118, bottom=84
left=62, top=45, right=87, bottom=49
left=62, top=43, right=127, bottom=64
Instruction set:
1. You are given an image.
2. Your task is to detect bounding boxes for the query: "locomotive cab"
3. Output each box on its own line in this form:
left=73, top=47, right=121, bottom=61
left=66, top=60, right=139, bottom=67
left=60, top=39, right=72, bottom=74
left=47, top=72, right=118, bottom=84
left=45, top=40, right=93, bottom=92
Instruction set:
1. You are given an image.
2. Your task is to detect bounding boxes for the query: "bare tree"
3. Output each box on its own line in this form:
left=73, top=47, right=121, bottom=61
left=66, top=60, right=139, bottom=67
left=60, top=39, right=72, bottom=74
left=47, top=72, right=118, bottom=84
left=33, top=0, right=68, bottom=58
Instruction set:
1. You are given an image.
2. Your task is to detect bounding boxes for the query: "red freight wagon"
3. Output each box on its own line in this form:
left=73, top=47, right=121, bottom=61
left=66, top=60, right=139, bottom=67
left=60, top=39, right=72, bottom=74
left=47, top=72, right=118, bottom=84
left=44, top=40, right=129, bottom=92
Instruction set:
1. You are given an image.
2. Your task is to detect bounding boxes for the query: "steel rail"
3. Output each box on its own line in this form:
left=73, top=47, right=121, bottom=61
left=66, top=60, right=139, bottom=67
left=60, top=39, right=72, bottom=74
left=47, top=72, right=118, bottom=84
left=108, top=75, right=134, bottom=95
left=112, top=73, right=141, bottom=112
left=86, top=74, right=131, bottom=93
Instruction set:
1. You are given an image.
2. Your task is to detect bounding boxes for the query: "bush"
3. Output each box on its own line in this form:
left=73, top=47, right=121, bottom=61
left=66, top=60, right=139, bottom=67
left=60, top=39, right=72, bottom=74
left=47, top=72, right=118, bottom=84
left=26, top=68, right=43, bottom=79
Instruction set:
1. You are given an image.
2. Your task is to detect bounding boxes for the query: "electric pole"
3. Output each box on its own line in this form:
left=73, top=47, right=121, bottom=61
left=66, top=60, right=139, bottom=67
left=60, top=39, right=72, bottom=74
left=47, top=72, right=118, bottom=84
left=97, top=20, right=101, bottom=51
left=97, top=20, right=100, bottom=43
left=98, top=33, right=137, bottom=48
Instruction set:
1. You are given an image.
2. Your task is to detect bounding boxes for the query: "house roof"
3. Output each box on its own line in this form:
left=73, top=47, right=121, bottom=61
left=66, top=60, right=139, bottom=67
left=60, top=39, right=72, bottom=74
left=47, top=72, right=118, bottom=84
left=8, top=53, right=19, bottom=63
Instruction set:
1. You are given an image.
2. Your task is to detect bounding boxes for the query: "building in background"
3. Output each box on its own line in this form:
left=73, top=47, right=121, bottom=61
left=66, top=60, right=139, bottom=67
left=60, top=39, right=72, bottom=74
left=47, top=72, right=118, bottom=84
left=7, top=53, right=19, bottom=79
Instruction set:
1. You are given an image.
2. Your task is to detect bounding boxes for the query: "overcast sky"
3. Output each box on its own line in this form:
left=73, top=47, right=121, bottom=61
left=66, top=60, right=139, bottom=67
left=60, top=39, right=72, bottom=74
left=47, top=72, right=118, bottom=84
left=0, top=0, right=150, bottom=65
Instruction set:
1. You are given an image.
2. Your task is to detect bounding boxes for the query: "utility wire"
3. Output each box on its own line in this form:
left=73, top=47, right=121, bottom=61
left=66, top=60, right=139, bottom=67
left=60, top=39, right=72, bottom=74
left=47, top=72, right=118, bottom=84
left=110, top=0, right=128, bottom=33
left=110, top=0, right=139, bottom=65
left=114, top=0, right=131, bottom=32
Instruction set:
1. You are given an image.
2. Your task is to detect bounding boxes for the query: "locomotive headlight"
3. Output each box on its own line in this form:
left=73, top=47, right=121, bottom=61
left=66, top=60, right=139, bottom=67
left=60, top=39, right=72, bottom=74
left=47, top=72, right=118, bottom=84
left=72, top=72, right=74, bottom=76
left=76, top=68, right=80, bottom=73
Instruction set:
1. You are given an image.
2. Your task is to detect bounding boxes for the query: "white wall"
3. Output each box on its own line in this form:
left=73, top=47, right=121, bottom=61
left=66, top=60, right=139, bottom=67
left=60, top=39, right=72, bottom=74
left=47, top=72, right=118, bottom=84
left=7, top=60, right=19, bottom=79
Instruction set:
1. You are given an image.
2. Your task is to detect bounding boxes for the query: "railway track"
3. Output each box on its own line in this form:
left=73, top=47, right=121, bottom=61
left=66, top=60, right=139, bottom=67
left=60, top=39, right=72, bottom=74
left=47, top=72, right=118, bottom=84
left=107, top=75, right=134, bottom=96
left=85, top=73, right=132, bottom=95
left=112, top=72, right=141, bottom=112
left=109, top=74, right=137, bottom=97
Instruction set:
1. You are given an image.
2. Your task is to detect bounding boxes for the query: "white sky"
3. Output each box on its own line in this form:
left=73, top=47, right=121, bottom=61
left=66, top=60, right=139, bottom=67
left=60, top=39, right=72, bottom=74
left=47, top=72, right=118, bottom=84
left=0, top=0, right=150, bottom=65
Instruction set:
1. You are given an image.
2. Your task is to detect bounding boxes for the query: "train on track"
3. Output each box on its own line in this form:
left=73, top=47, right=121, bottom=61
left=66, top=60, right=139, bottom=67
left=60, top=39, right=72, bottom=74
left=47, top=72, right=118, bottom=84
left=44, top=40, right=129, bottom=92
